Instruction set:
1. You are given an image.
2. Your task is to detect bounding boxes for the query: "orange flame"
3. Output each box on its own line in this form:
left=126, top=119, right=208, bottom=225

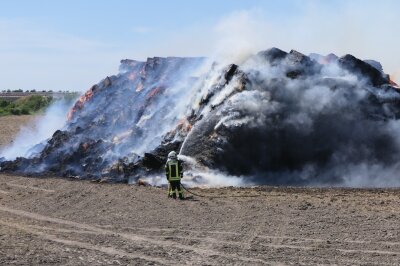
left=67, top=87, right=95, bottom=120
left=147, top=87, right=163, bottom=99
left=176, top=118, right=192, bottom=133
left=390, top=69, right=400, bottom=88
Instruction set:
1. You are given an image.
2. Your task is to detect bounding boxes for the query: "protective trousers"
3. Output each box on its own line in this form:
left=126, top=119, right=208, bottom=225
left=168, top=180, right=184, bottom=199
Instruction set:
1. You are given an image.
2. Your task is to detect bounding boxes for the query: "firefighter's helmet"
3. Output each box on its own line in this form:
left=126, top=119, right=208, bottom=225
left=168, top=151, right=177, bottom=160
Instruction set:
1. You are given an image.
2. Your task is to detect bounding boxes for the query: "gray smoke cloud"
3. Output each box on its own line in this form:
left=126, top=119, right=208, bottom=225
left=2, top=47, right=400, bottom=188
left=0, top=99, right=75, bottom=160
left=178, top=51, right=400, bottom=188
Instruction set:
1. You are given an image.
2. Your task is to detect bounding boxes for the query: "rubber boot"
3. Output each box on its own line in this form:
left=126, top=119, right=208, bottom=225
left=167, top=184, right=172, bottom=198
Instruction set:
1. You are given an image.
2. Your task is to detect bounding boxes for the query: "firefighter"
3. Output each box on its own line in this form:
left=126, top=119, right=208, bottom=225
left=165, top=151, right=184, bottom=199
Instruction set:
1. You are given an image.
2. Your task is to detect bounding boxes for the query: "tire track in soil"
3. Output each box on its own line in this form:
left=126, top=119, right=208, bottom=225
left=137, top=232, right=399, bottom=265
left=0, top=220, right=169, bottom=265
left=134, top=226, right=400, bottom=247
left=5, top=183, right=55, bottom=193
left=270, top=214, right=290, bottom=247
left=2, top=205, right=399, bottom=263
left=337, top=248, right=400, bottom=256
left=0, top=205, right=271, bottom=265
left=131, top=226, right=400, bottom=258
left=26, top=224, right=99, bottom=235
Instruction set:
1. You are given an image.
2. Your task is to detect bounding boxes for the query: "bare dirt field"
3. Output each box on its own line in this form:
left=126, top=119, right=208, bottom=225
left=0, top=115, right=37, bottom=147
left=0, top=116, right=400, bottom=265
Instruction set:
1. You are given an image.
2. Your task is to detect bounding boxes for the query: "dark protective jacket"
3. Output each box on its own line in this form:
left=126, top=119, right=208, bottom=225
left=165, top=159, right=183, bottom=181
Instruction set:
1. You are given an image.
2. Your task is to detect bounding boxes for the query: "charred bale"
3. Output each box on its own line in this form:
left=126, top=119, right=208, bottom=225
left=339, top=54, right=389, bottom=86
left=285, top=50, right=322, bottom=78
left=141, top=153, right=163, bottom=170
left=257, top=47, right=288, bottom=65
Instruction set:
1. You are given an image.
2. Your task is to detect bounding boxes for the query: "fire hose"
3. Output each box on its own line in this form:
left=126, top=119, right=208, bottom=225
left=180, top=183, right=261, bottom=198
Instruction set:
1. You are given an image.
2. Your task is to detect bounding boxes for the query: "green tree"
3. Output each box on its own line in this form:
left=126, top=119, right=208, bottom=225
left=0, top=100, right=9, bottom=108
left=10, top=108, right=21, bottom=115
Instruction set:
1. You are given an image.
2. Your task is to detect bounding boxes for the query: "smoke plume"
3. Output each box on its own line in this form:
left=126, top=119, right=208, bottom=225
left=0, top=99, right=75, bottom=160
left=1, top=48, right=400, bottom=188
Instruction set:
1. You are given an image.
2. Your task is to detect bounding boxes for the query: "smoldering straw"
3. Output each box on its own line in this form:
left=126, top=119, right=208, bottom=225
left=1, top=48, right=400, bottom=187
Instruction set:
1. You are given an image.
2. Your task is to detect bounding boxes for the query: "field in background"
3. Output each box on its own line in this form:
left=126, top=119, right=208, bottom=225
left=0, top=92, right=78, bottom=116
left=0, top=115, right=37, bottom=146
left=0, top=116, right=399, bottom=265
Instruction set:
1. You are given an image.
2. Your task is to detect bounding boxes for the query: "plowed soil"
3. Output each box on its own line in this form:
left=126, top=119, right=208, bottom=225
left=0, top=116, right=399, bottom=265
left=0, top=115, right=36, bottom=147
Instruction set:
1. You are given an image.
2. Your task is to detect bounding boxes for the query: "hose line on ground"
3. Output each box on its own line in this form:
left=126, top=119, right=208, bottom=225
left=180, top=184, right=261, bottom=198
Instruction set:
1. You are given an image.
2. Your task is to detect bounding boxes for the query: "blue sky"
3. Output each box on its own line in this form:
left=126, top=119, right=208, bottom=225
left=0, top=0, right=399, bottom=91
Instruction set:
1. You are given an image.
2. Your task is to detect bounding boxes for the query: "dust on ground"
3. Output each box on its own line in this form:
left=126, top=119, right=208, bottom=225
left=0, top=116, right=399, bottom=265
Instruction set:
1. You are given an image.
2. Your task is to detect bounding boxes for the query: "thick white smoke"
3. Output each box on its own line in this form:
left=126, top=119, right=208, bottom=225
left=3, top=50, right=400, bottom=188
left=147, top=5, right=399, bottom=82
left=140, top=155, right=249, bottom=188
left=173, top=49, right=400, bottom=188
left=2, top=3, right=399, bottom=188
left=0, top=99, right=74, bottom=160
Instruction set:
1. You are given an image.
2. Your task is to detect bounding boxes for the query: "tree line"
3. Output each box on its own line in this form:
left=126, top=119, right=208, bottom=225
left=1, top=89, right=77, bottom=93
